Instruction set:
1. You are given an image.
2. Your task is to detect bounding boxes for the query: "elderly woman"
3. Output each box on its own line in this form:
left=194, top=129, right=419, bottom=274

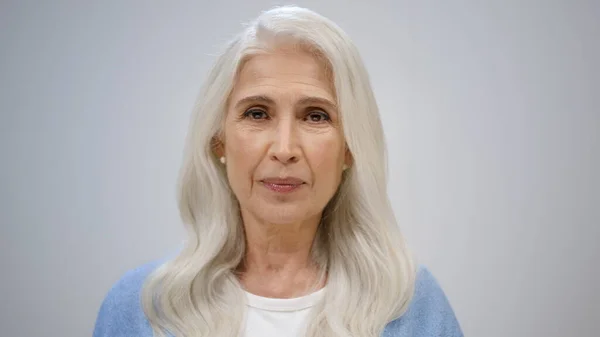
left=93, top=6, right=462, bottom=337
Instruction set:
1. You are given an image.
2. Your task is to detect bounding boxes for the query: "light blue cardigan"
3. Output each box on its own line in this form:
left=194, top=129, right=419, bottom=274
left=93, top=260, right=463, bottom=337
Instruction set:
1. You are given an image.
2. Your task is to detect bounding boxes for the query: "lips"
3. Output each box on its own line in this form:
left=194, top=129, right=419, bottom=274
left=260, top=177, right=305, bottom=193
left=261, top=177, right=305, bottom=185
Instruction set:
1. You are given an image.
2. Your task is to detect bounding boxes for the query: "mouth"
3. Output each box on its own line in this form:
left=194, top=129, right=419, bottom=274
left=260, top=177, right=306, bottom=193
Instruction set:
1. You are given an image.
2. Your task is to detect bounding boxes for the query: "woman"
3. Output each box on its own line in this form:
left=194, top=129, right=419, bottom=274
left=93, top=6, right=462, bottom=337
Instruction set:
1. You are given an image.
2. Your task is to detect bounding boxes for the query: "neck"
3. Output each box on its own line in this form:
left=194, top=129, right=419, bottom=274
left=237, top=209, right=325, bottom=298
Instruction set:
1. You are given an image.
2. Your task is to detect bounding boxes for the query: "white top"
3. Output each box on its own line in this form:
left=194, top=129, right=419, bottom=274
left=242, top=288, right=326, bottom=337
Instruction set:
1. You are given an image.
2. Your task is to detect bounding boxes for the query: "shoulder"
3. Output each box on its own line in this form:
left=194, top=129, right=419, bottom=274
left=383, top=265, right=463, bottom=337
left=92, top=259, right=164, bottom=337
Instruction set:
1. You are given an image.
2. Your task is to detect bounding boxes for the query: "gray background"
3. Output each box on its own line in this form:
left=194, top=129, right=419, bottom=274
left=1, top=1, right=598, bottom=336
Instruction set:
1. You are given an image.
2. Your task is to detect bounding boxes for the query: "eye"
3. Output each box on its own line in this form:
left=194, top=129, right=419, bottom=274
left=243, top=107, right=269, bottom=120
left=305, top=110, right=330, bottom=123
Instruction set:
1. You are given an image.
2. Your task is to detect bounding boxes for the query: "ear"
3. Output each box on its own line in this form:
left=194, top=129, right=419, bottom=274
left=344, top=146, right=353, bottom=168
left=211, top=135, right=225, bottom=159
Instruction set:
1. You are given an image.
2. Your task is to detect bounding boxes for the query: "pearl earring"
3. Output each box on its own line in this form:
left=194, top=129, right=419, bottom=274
left=342, top=164, right=348, bottom=170
left=220, top=156, right=226, bottom=164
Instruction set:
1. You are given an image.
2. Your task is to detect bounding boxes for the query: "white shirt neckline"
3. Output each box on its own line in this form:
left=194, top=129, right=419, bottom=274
left=244, top=287, right=326, bottom=312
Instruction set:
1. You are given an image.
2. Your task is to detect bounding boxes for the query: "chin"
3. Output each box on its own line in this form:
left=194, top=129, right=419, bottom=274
left=257, top=204, right=311, bottom=225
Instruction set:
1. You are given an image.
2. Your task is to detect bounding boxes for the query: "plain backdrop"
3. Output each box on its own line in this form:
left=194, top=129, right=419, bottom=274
left=1, top=1, right=598, bottom=336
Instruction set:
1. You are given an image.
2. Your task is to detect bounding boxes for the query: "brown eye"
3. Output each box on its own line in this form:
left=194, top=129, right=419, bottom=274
left=306, top=110, right=330, bottom=123
left=243, top=108, right=269, bottom=120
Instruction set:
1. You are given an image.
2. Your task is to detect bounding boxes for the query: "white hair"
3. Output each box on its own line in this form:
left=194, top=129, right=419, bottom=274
left=141, top=6, right=416, bottom=337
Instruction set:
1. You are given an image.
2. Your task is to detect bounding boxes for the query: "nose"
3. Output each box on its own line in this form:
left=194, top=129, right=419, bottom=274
left=269, top=117, right=301, bottom=165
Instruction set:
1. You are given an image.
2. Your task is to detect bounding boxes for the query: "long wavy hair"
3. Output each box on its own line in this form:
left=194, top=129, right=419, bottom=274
left=141, top=6, right=416, bottom=337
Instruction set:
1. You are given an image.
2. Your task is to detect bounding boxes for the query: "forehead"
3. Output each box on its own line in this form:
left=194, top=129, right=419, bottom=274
left=230, top=49, right=335, bottom=102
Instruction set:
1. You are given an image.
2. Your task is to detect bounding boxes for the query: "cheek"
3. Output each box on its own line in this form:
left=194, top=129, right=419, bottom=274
left=224, top=126, right=265, bottom=192
left=306, top=134, right=344, bottom=180
left=227, top=129, right=256, bottom=161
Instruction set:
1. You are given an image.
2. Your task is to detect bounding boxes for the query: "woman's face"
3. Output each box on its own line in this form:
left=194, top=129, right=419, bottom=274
left=220, top=48, right=350, bottom=225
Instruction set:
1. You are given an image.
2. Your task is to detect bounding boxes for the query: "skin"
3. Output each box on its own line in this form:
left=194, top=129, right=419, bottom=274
left=215, top=47, right=351, bottom=298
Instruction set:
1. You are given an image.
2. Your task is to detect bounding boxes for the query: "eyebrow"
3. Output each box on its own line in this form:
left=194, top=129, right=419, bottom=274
left=298, top=96, right=338, bottom=110
left=233, top=95, right=338, bottom=111
left=234, top=95, right=274, bottom=110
